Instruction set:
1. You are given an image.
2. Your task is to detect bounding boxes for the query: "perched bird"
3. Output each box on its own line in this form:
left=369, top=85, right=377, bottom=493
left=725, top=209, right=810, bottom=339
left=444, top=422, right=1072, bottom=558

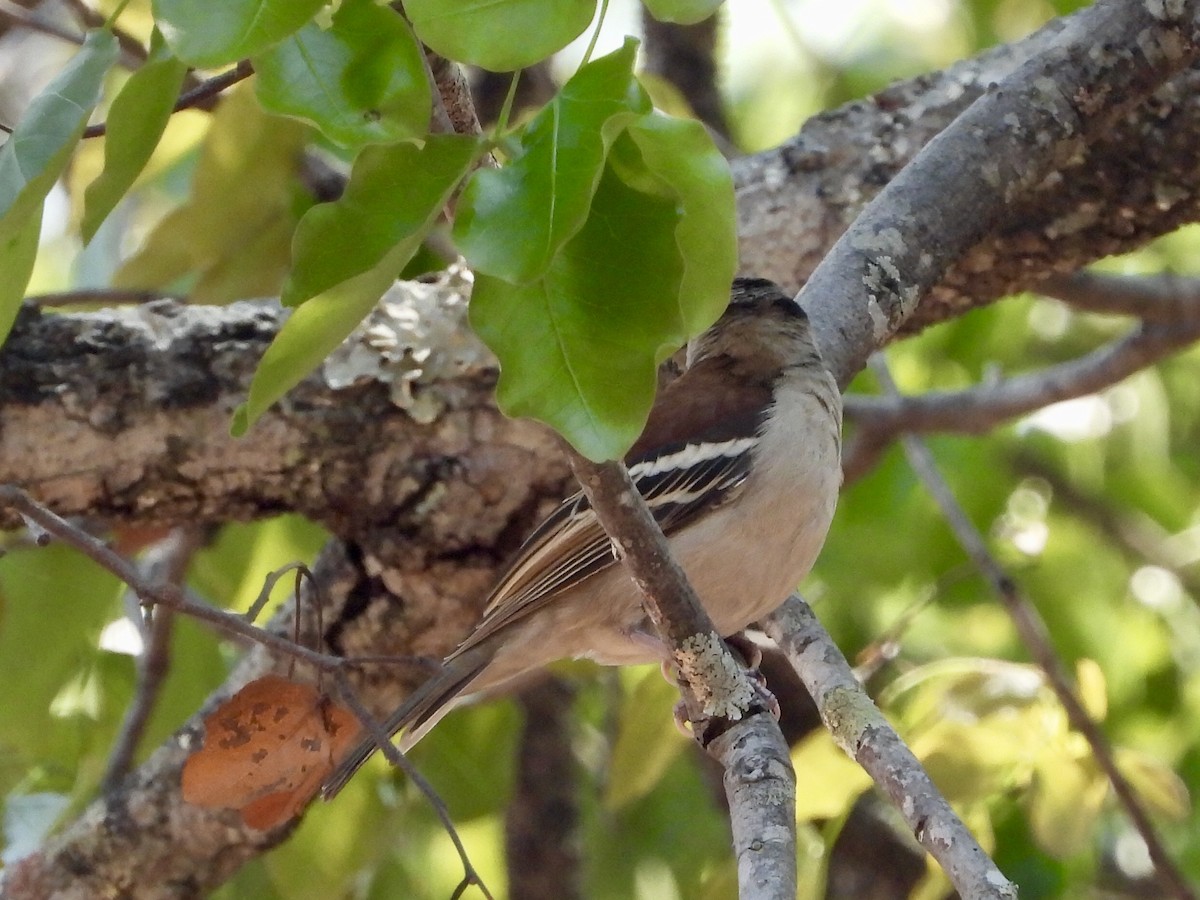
left=322, top=276, right=843, bottom=798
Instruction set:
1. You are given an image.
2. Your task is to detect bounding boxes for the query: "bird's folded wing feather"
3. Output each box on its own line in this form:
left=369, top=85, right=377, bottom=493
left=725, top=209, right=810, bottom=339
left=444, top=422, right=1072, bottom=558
left=450, top=432, right=761, bottom=656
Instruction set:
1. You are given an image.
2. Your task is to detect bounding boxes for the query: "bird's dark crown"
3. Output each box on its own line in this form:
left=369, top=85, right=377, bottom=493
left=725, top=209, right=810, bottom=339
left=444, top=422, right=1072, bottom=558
left=727, top=276, right=808, bottom=322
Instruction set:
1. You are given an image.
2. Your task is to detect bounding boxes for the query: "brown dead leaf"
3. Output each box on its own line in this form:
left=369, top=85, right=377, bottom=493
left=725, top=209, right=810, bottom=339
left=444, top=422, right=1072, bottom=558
left=181, top=675, right=362, bottom=829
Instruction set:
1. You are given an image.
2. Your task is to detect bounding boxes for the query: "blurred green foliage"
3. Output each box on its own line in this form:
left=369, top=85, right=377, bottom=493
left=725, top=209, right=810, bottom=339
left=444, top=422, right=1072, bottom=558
left=2, top=0, right=1200, bottom=897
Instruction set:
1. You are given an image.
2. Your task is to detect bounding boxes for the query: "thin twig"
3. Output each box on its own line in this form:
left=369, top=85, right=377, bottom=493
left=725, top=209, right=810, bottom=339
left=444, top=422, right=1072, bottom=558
left=869, top=354, right=1196, bottom=900
left=82, top=60, right=254, bottom=139
left=0, top=486, right=424, bottom=679
left=102, top=529, right=205, bottom=791
left=331, top=672, right=495, bottom=900
left=560, top=447, right=797, bottom=899
left=841, top=319, right=1200, bottom=484
left=0, top=0, right=85, bottom=48
left=1040, top=272, right=1200, bottom=323
left=1, top=485, right=490, bottom=887
left=762, top=595, right=1017, bottom=899
left=25, top=289, right=179, bottom=307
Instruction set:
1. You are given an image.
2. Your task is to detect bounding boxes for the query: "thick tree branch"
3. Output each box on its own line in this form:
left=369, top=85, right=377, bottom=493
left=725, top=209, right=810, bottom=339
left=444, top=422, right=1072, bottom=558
left=739, top=3, right=1200, bottom=344
left=796, top=0, right=1200, bottom=385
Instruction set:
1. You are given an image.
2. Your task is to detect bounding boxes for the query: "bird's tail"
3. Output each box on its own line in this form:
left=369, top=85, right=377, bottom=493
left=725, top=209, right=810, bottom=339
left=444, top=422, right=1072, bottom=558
left=321, top=646, right=492, bottom=800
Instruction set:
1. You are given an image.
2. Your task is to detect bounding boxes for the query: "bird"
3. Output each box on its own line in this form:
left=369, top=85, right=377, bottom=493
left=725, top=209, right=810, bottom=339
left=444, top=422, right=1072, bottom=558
left=322, top=276, right=843, bottom=798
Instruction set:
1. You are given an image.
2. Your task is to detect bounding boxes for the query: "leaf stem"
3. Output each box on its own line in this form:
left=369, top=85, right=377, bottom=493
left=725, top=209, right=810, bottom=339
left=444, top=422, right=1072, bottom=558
left=578, top=0, right=611, bottom=69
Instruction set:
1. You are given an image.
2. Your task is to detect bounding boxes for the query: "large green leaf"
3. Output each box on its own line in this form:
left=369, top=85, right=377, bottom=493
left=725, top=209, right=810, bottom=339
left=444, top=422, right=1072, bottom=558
left=254, top=0, right=429, bottom=150
left=154, top=0, right=328, bottom=67
left=406, top=0, right=595, bottom=71
left=470, top=161, right=687, bottom=461
left=453, top=39, right=649, bottom=285
left=0, top=29, right=117, bottom=341
left=282, top=135, right=478, bottom=307
left=613, top=113, right=736, bottom=335
left=82, top=31, right=188, bottom=243
left=113, top=87, right=308, bottom=303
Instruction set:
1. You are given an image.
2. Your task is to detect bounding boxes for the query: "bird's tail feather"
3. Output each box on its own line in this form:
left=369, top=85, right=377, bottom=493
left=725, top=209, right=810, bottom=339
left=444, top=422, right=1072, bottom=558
left=321, top=647, right=492, bottom=800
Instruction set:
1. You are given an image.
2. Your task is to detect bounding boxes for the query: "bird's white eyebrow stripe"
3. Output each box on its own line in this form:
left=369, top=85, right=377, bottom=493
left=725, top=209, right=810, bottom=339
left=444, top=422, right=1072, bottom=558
left=629, top=437, right=758, bottom=480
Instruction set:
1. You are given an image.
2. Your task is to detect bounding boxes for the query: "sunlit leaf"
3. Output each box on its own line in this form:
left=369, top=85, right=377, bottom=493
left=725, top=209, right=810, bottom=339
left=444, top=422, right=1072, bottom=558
left=254, top=0, right=429, bottom=150
left=283, top=135, right=478, bottom=307
left=454, top=39, right=649, bottom=284
left=1025, top=751, right=1107, bottom=858
left=605, top=670, right=685, bottom=811
left=113, top=87, right=308, bottom=303
left=82, top=30, right=188, bottom=243
left=154, top=0, right=328, bottom=67
left=789, top=731, right=872, bottom=821
left=232, top=259, right=393, bottom=434
left=1115, top=747, right=1191, bottom=821
left=405, top=0, right=595, bottom=71
left=0, top=211, right=42, bottom=345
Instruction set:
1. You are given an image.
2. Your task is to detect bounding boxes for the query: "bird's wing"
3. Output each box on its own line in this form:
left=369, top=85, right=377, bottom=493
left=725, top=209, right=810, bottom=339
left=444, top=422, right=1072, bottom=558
left=450, top=426, right=762, bottom=657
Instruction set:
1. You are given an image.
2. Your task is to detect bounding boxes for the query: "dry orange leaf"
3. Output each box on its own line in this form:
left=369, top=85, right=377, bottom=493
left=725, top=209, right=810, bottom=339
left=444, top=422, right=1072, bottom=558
left=181, top=675, right=362, bottom=830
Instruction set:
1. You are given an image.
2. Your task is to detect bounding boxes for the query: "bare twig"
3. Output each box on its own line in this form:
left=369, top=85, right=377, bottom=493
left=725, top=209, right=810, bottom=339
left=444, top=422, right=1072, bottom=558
left=841, top=318, right=1200, bottom=483
left=82, top=60, right=254, bottom=139
left=0, top=0, right=85, bottom=48
left=0, top=486, right=425, bottom=680
left=762, top=594, right=1017, bottom=899
left=870, top=355, right=1196, bottom=900
left=1040, top=272, right=1200, bottom=322
left=331, top=672, right=495, bottom=900
left=102, top=528, right=205, bottom=791
left=1, top=485, right=492, bottom=894
left=427, top=52, right=481, bottom=137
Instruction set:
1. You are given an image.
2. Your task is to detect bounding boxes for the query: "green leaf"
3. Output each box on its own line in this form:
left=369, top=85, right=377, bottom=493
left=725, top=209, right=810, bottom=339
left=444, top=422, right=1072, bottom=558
left=1026, top=752, right=1107, bottom=858
left=283, top=134, right=478, bottom=307
left=642, top=0, right=723, bottom=25
left=154, top=0, right=328, bottom=67
left=82, top=31, right=188, bottom=243
left=613, top=112, right=736, bottom=335
left=1115, top=747, right=1191, bottom=821
left=406, top=0, right=595, bottom=71
left=470, top=161, right=687, bottom=461
left=235, top=243, right=413, bottom=433
left=113, top=87, right=308, bottom=303
left=254, top=0, right=429, bottom=150
left=453, top=38, right=649, bottom=284
left=0, top=29, right=116, bottom=343
left=789, top=731, right=872, bottom=821
left=605, top=670, right=686, bottom=811
left=0, top=209, right=42, bottom=346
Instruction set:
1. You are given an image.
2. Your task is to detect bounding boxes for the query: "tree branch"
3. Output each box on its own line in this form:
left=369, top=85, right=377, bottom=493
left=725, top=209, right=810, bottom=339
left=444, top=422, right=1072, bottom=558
left=870, top=356, right=1195, bottom=900
left=1041, top=271, right=1200, bottom=322
left=761, top=595, right=1017, bottom=899
left=841, top=316, right=1200, bottom=483
left=797, top=0, right=1200, bottom=385
left=560, top=449, right=797, bottom=898
left=738, top=1, right=1200, bottom=348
